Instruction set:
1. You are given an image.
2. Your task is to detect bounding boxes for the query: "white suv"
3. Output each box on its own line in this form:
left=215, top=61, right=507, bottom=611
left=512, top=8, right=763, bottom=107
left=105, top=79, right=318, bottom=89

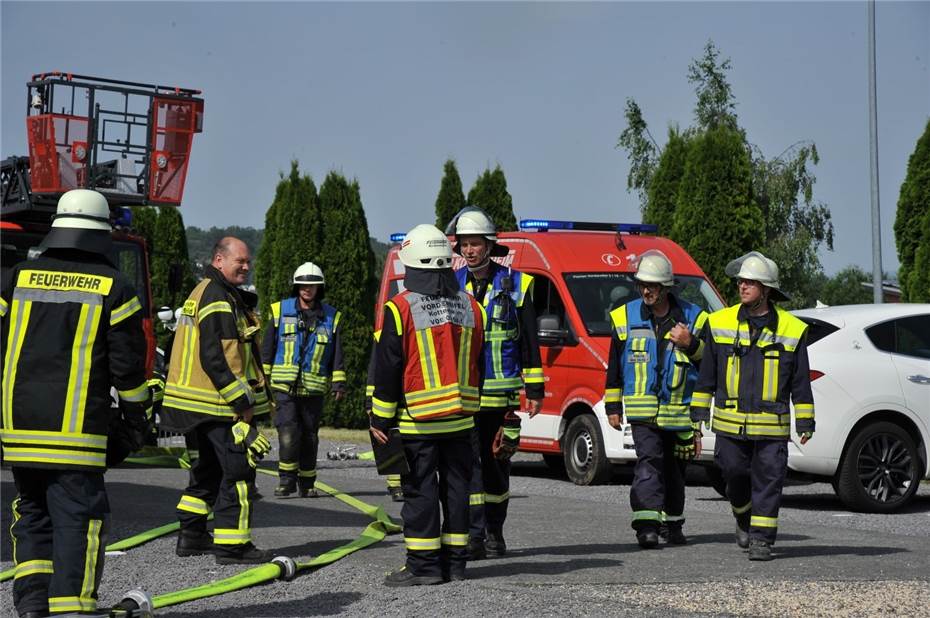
left=788, top=304, right=930, bottom=512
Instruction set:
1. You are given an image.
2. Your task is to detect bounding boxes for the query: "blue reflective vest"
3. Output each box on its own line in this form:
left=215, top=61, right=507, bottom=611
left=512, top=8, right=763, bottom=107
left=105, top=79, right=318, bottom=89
left=268, top=298, right=340, bottom=394
left=455, top=265, right=533, bottom=394
left=611, top=298, right=707, bottom=430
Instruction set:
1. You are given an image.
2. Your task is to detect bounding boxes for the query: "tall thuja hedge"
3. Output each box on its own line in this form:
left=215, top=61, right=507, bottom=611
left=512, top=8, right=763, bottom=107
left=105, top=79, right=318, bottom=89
left=318, top=172, right=375, bottom=428
left=434, top=159, right=466, bottom=232
left=467, top=165, right=517, bottom=231
left=895, top=119, right=930, bottom=302
left=671, top=125, right=762, bottom=302
left=644, top=127, right=689, bottom=236
left=255, top=161, right=321, bottom=319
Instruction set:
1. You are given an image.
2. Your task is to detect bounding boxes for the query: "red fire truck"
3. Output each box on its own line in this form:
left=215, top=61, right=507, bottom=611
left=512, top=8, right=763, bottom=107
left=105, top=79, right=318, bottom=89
left=375, top=219, right=726, bottom=485
left=1, top=72, right=204, bottom=374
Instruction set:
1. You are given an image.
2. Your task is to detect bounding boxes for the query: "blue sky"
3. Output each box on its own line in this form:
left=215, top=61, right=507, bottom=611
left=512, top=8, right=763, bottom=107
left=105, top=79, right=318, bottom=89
left=2, top=1, right=927, bottom=276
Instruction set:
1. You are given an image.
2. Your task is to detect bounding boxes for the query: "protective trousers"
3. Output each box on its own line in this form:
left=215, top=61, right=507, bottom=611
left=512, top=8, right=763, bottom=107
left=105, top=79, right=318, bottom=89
left=468, top=408, right=511, bottom=541
left=401, top=435, right=472, bottom=578
left=176, top=421, right=256, bottom=548
left=714, top=435, right=788, bottom=544
left=274, top=393, right=323, bottom=490
left=630, top=423, right=687, bottom=531
left=10, top=468, right=109, bottom=615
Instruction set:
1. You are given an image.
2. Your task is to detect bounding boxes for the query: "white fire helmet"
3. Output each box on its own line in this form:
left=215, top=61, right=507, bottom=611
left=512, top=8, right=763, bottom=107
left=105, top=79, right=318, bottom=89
left=292, top=262, right=325, bottom=285
left=399, top=224, right=453, bottom=270
left=447, top=207, right=508, bottom=257
left=725, top=251, right=789, bottom=301
left=634, top=250, right=675, bottom=287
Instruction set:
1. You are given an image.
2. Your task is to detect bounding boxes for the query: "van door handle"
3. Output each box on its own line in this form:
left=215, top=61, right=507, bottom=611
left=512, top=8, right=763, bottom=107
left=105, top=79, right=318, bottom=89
left=907, top=375, right=930, bottom=385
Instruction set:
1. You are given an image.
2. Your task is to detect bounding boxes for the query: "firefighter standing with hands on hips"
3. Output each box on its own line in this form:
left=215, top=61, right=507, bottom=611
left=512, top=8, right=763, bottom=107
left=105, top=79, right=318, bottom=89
left=261, top=262, right=346, bottom=498
left=690, top=252, right=815, bottom=561
left=604, top=250, right=708, bottom=549
left=447, top=207, right=544, bottom=560
left=161, top=237, right=274, bottom=565
left=369, top=224, right=486, bottom=586
left=1, top=189, right=151, bottom=617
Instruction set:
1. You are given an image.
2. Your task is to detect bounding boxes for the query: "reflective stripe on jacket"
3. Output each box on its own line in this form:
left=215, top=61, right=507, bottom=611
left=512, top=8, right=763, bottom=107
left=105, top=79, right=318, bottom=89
left=267, top=298, right=341, bottom=394
left=607, top=298, right=707, bottom=430
left=690, top=303, right=815, bottom=439
left=0, top=252, right=149, bottom=470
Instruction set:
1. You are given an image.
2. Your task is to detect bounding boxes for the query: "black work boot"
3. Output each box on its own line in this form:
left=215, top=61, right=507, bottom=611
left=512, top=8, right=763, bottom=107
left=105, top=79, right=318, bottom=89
left=384, top=565, right=443, bottom=587
left=735, top=515, right=750, bottom=549
left=636, top=526, right=660, bottom=549
left=665, top=521, right=687, bottom=545
left=466, top=537, right=487, bottom=560
left=214, top=542, right=273, bottom=565
left=19, top=611, right=50, bottom=618
left=748, top=538, right=773, bottom=561
left=298, top=486, right=319, bottom=498
left=176, top=531, right=215, bottom=557
left=389, top=486, right=405, bottom=502
left=274, top=477, right=296, bottom=497
left=485, top=531, right=507, bottom=557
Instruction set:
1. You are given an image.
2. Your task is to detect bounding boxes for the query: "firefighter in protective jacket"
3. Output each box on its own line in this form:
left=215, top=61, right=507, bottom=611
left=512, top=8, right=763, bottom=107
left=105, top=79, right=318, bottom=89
left=1, top=189, right=150, bottom=616
left=447, top=207, right=544, bottom=559
left=370, top=224, right=485, bottom=586
left=690, top=251, right=815, bottom=561
left=604, top=250, right=708, bottom=549
left=261, top=262, right=346, bottom=498
left=161, top=236, right=273, bottom=565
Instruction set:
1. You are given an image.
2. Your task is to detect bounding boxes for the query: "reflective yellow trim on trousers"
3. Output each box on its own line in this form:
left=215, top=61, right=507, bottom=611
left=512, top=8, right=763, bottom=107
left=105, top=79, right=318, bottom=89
left=213, top=529, right=251, bottom=545
left=177, top=495, right=211, bottom=515
left=404, top=537, right=441, bottom=551
left=63, top=303, right=101, bottom=433
left=751, top=515, right=777, bottom=528
left=14, top=559, right=53, bottom=579
left=10, top=497, right=21, bottom=564
left=110, top=296, right=142, bottom=326
left=48, top=596, right=96, bottom=613
left=441, top=533, right=469, bottom=546
left=484, top=491, right=510, bottom=504
left=236, top=480, right=249, bottom=537
left=80, top=519, right=103, bottom=603
left=3, top=298, right=33, bottom=429
left=298, top=469, right=317, bottom=478
left=279, top=461, right=299, bottom=472
left=469, top=493, right=485, bottom=506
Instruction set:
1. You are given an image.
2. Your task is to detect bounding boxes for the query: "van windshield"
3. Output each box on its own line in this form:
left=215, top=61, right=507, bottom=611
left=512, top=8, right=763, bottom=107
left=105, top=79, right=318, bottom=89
left=563, top=272, right=725, bottom=336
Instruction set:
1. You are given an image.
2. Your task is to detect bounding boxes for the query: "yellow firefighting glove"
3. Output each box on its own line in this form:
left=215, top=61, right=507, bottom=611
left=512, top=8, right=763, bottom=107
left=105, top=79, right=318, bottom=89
left=231, top=421, right=271, bottom=468
left=674, top=430, right=696, bottom=460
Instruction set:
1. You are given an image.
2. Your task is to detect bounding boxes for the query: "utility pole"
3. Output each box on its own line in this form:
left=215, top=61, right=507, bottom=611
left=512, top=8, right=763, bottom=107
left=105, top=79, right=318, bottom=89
left=868, top=0, right=884, bottom=303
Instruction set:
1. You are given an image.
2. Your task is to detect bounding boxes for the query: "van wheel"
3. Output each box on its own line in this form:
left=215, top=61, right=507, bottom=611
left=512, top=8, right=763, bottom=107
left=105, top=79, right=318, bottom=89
left=563, top=415, right=612, bottom=485
left=835, top=421, right=920, bottom=513
left=542, top=454, right=565, bottom=474
left=704, top=464, right=728, bottom=498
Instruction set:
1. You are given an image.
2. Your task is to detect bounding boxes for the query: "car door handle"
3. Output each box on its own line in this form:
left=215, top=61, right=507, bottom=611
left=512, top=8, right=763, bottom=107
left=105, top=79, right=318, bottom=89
left=907, top=374, right=930, bottom=385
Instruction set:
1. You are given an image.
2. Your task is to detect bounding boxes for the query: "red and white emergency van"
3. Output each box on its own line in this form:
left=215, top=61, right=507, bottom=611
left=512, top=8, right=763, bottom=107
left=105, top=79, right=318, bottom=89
left=374, top=219, right=726, bottom=485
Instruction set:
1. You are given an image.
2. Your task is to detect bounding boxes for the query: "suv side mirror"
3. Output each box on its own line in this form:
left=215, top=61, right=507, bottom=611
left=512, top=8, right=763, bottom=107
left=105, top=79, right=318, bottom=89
left=538, top=313, right=573, bottom=347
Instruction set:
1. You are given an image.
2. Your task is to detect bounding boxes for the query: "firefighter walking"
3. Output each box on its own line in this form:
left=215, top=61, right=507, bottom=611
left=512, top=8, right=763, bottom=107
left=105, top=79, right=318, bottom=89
left=369, top=224, right=485, bottom=586
left=690, top=252, right=815, bottom=561
left=261, top=262, right=346, bottom=498
left=1, top=189, right=151, bottom=617
left=604, top=250, right=708, bottom=548
left=161, top=236, right=274, bottom=565
left=447, top=207, right=544, bottom=559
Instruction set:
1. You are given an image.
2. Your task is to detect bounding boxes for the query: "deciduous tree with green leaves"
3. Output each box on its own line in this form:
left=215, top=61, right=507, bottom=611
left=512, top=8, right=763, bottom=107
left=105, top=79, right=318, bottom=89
left=618, top=40, right=833, bottom=307
left=817, top=266, right=872, bottom=306
left=319, top=172, right=376, bottom=428
left=434, top=159, right=466, bottom=232
left=467, top=165, right=517, bottom=232
left=894, top=119, right=930, bottom=302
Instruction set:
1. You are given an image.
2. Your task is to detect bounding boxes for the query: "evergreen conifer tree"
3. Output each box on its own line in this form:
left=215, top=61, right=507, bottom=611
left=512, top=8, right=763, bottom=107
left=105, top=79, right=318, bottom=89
left=151, top=207, right=196, bottom=345
left=894, top=119, right=930, bottom=301
left=467, top=165, right=517, bottom=232
left=644, top=127, right=689, bottom=236
left=434, top=159, right=467, bottom=231
left=319, top=172, right=375, bottom=428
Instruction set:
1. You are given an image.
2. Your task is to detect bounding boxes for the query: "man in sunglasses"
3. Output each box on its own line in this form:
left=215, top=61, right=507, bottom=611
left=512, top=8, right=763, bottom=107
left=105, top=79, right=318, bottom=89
left=605, top=250, right=708, bottom=549
left=690, top=252, right=815, bottom=561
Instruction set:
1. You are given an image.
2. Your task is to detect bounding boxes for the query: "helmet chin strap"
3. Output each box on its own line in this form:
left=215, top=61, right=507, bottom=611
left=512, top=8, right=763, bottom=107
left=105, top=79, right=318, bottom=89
left=747, top=287, right=770, bottom=313
left=466, top=245, right=492, bottom=273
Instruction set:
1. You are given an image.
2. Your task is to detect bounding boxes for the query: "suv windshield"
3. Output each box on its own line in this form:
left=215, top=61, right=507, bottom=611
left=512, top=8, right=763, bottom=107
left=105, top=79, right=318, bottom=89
left=564, top=272, right=725, bottom=336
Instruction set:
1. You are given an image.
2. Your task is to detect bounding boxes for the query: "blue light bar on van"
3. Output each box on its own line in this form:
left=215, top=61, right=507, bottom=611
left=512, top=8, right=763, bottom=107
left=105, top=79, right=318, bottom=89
left=112, top=207, right=132, bottom=229
left=389, top=233, right=406, bottom=243
left=518, top=219, right=658, bottom=234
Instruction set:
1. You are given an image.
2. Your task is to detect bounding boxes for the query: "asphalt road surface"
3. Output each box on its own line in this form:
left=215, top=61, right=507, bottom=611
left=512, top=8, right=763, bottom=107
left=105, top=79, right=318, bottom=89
left=2, top=443, right=928, bottom=617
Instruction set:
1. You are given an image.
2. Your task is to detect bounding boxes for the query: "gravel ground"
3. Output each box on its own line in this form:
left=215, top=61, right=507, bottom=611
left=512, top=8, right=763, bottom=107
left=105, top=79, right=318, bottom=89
left=1, top=441, right=928, bottom=617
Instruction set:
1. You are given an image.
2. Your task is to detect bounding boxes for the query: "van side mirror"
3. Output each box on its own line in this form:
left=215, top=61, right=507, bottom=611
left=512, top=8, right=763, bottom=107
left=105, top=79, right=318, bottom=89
left=537, top=313, right=573, bottom=347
